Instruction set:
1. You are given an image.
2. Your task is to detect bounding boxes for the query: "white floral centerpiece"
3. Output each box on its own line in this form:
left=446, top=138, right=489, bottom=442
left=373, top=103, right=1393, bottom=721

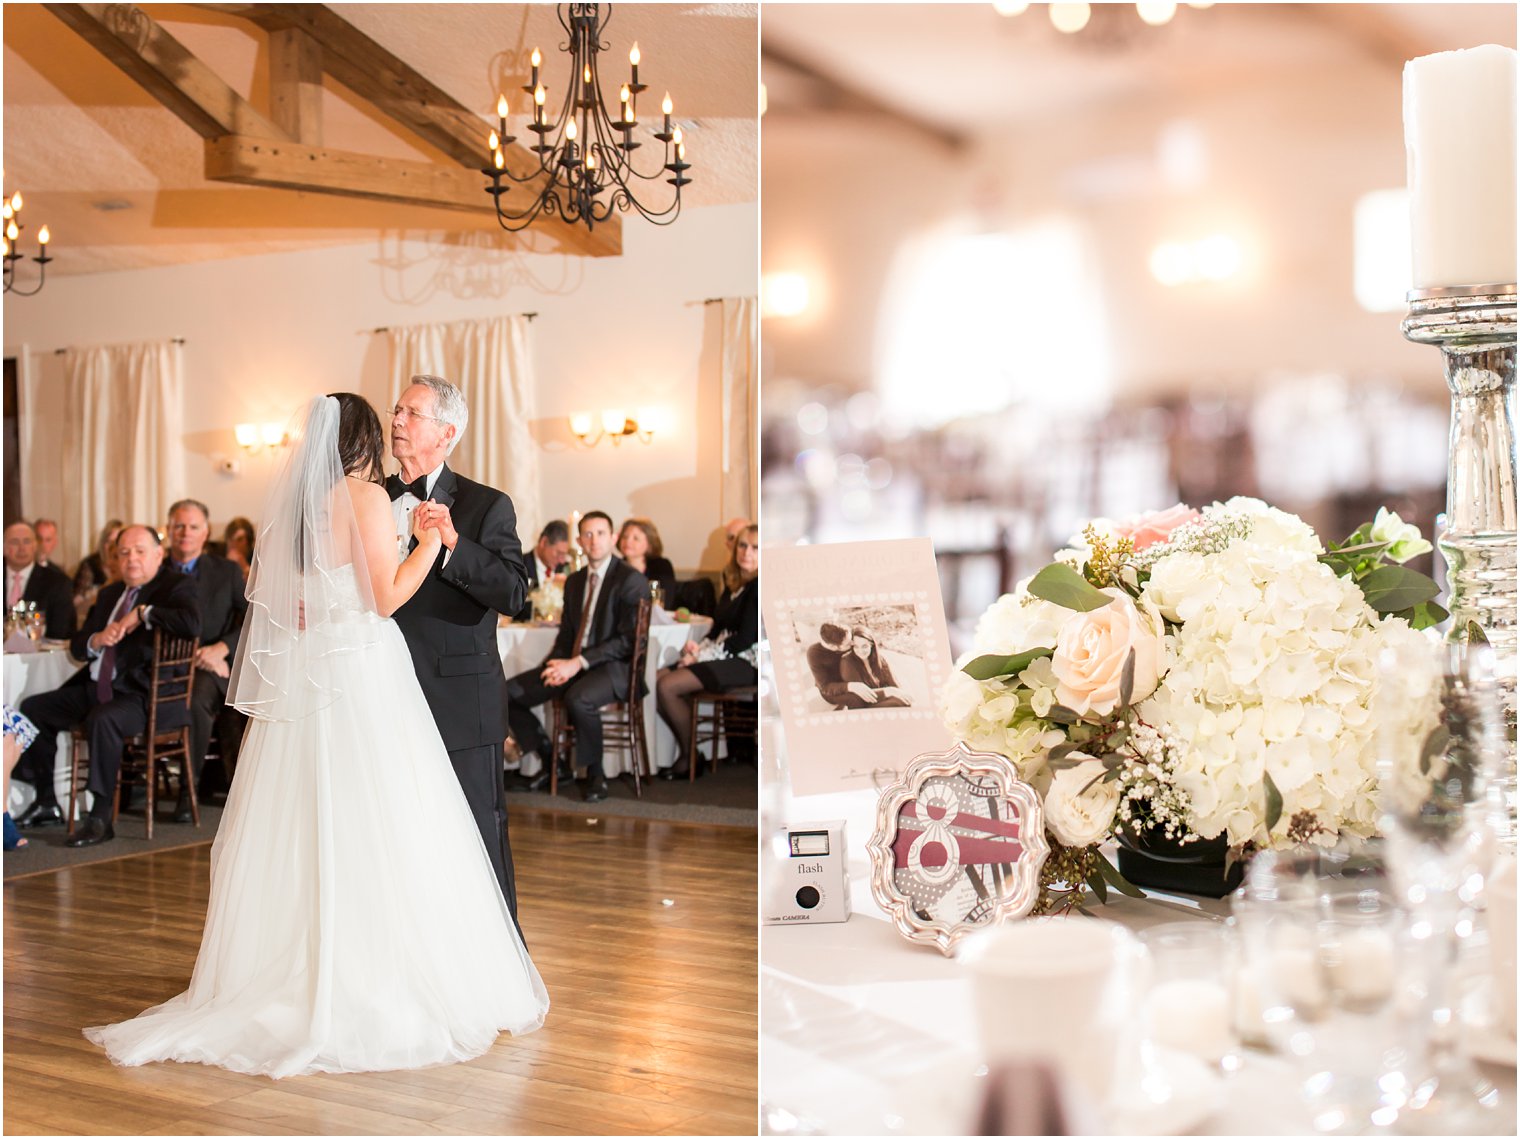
left=528, top=579, right=564, bottom=623
left=941, top=498, right=1443, bottom=911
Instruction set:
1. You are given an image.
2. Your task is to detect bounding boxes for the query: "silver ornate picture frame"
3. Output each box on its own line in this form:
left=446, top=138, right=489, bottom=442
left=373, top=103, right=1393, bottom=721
left=867, top=743, right=1049, bottom=956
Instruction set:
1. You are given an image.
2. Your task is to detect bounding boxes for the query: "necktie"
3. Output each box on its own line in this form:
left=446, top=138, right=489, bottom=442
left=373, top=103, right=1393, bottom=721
left=6, top=571, right=21, bottom=608
left=571, top=570, right=599, bottom=656
left=96, top=586, right=140, bottom=704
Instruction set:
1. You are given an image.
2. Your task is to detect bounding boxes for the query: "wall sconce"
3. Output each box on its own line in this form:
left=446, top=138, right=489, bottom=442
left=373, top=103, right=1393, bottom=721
left=569, top=408, right=654, bottom=447
left=235, top=422, right=290, bottom=452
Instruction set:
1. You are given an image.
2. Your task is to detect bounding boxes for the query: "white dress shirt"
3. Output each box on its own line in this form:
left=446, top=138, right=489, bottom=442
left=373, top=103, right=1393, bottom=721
left=391, top=463, right=452, bottom=567
left=574, top=555, right=614, bottom=667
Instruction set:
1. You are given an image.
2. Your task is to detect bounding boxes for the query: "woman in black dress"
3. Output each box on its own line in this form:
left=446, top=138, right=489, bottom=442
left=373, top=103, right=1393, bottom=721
left=656, top=523, right=758, bottom=779
left=617, top=517, right=678, bottom=603
left=839, top=626, right=912, bottom=707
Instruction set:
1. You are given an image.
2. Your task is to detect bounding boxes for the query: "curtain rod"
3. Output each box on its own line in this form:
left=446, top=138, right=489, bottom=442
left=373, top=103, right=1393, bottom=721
left=55, top=337, right=185, bottom=355
left=371, top=313, right=538, bottom=333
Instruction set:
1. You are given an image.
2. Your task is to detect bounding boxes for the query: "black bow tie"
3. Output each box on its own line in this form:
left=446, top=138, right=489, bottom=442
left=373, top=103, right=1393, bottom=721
left=389, top=474, right=429, bottom=501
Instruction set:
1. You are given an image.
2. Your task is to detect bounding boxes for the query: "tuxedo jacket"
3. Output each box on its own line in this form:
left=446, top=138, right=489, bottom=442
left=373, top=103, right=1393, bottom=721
left=547, top=557, right=648, bottom=696
left=19, top=562, right=76, bottom=639
left=67, top=566, right=201, bottom=702
left=387, top=465, right=529, bottom=752
left=173, top=552, right=247, bottom=658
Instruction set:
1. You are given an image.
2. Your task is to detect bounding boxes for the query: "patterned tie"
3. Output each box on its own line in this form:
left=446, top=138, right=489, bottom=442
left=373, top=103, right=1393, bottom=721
left=6, top=571, right=21, bottom=608
left=571, top=571, right=599, bottom=656
left=96, top=586, right=140, bottom=704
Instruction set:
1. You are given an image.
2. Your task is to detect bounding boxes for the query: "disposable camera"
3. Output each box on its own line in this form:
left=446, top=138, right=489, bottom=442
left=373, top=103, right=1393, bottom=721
left=762, top=820, right=850, bottom=925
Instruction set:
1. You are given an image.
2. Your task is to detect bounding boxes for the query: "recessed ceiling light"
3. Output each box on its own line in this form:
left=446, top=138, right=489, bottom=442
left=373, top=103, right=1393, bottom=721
left=92, top=199, right=133, bottom=211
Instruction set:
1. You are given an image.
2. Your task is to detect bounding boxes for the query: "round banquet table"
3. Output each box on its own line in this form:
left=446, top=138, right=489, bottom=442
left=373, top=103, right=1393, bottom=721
left=497, top=615, right=712, bottom=778
left=4, top=644, right=85, bottom=817
left=761, top=786, right=1519, bottom=1136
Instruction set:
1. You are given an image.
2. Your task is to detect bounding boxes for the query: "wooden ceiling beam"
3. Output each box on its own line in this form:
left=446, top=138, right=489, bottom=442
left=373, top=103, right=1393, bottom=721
left=268, top=26, right=324, bottom=145
left=203, top=136, right=622, bottom=257
left=43, top=2, right=292, bottom=141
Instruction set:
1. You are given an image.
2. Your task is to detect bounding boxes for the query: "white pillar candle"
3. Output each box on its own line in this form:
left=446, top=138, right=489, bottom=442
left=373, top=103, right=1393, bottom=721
left=1325, top=927, right=1397, bottom=1004
left=1403, top=44, right=1518, bottom=290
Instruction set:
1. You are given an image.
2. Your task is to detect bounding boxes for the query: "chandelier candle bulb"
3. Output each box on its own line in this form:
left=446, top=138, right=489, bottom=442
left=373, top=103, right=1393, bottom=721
left=488, top=129, right=499, bottom=151
left=10, top=191, right=20, bottom=212
left=37, top=226, right=47, bottom=246
left=493, top=148, right=505, bottom=170
left=630, top=42, right=640, bottom=86
left=1403, top=44, right=1517, bottom=289
left=531, top=47, right=541, bottom=88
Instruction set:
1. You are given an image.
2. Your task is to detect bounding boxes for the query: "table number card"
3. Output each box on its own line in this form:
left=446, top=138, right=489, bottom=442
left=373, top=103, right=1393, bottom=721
left=867, top=744, right=1049, bottom=956
left=762, top=538, right=954, bottom=795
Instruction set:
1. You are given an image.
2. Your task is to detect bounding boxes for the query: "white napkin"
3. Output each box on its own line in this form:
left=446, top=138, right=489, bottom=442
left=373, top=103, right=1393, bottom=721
left=4, top=632, right=38, bottom=654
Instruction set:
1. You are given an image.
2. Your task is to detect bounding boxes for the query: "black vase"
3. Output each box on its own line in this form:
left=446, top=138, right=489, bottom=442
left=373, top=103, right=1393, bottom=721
left=1115, top=828, right=1244, bottom=899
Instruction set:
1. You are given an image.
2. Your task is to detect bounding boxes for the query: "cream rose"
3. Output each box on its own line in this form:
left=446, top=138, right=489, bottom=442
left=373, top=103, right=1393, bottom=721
left=1043, top=757, right=1120, bottom=847
left=1051, top=590, right=1165, bottom=716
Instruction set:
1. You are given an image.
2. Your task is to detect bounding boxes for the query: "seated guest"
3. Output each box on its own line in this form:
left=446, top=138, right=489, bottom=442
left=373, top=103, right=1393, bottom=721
left=841, top=626, right=912, bottom=707
left=4, top=704, right=38, bottom=851
left=617, top=517, right=677, bottom=603
left=222, top=516, right=256, bottom=579
left=723, top=517, right=753, bottom=553
left=513, top=519, right=572, bottom=622
left=33, top=518, right=60, bottom=568
left=165, top=499, right=248, bottom=822
left=73, top=519, right=124, bottom=600
left=15, top=524, right=200, bottom=846
left=658, top=523, right=759, bottom=778
left=505, top=511, right=646, bottom=803
left=4, top=521, right=76, bottom=638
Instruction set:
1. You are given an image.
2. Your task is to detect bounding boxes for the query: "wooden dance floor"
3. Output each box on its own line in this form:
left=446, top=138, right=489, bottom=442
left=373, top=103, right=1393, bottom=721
left=3, top=807, right=757, bottom=1136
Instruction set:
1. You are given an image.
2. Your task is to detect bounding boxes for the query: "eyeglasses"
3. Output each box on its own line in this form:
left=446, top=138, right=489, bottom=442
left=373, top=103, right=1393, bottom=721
left=391, top=405, right=441, bottom=424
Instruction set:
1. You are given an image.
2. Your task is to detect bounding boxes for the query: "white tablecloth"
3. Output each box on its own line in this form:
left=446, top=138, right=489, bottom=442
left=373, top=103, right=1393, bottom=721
left=497, top=617, right=711, bottom=777
left=761, top=787, right=1518, bottom=1136
left=4, top=645, right=84, bottom=815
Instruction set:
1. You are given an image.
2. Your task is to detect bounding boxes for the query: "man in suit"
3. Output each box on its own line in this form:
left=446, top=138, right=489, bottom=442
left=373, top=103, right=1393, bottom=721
left=14, top=524, right=200, bottom=846
left=164, top=499, right=248, bottom=821
left=513, top=519, right=572, bottom=623
left=386, top=375, right=530, bottom=924
left=807, top=620, right=882, bottom=709
left=33, top=518, right=60, bottom=568
left=505, top=511, right=647, bottom=803
left=4, top=521, right=75, bottom=639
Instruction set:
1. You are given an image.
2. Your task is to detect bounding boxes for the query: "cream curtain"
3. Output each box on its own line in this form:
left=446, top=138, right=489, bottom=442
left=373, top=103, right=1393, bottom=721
left=385, top=314, right=541, bottom=540
left=61, top=340, right=186, bottom=557
left=719, top=297, right=759, bottom=525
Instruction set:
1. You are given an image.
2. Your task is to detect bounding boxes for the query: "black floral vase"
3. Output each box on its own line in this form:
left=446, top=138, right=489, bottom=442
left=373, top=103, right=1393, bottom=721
left=1115, top=826, right=1245, bottom=899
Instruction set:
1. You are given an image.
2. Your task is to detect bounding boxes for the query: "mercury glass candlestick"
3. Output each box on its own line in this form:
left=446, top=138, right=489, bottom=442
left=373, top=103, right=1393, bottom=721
left=1401, top=284, right=1517, bottom=784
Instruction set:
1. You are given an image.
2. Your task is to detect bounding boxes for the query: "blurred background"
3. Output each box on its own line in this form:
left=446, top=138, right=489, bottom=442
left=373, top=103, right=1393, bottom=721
left=759, top=1, right=1515, bottom=650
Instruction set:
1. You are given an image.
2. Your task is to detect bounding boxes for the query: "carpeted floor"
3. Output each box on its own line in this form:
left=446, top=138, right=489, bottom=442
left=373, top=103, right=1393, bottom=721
left=5, top=761, right=755, bottom=880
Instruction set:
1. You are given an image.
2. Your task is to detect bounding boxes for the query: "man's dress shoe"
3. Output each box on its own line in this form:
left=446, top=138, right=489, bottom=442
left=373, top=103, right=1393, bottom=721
left=17, top=802, right=65, bottom=829
left=584, top=780, right=609, bottom=804
left=526, top=767, right=573, bottom=793
left=172, top=800, right=195, bottom=824
left=64, top=817, right=114, bottom=848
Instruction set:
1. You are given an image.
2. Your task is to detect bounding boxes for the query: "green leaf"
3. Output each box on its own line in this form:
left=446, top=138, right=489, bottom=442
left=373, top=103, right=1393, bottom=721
left=1264, top=772, right=1283, bottom=833
left=1045, top=704, right=1082, bottom=725
left=1408, top=600, right=1449, bottom=630
left=1119, top=647, right=1136, bottom=708
left=1027, top=563, right=1113, bottom=613
left=962, top=647, right=1053, bottom=681
left=1097, top=853, right=1146, bottom=898
left=1048, top=740, right=1085, bottom=765
left=1086, top=865, right=1109, bottom=903
left=1467, top=620, right=1489, bottom=647
left=1357, top=565, right=1440, bottom=614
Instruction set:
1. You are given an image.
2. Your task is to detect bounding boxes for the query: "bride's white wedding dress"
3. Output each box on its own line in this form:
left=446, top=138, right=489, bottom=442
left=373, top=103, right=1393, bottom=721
left=84, top=564, right=548, bottom=1078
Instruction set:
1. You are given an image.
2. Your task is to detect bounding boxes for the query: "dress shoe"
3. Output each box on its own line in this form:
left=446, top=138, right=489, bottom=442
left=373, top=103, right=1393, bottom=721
left=16, top=802, right=65, bottom=829
left=658, top=762, right=693, bottom=782
left=64, top=816, right=115, bottom=848
left=584, top=779, right=609, bottom=803
left=525, top=766, right=573, bottom=793
left=172, top=797, right=195, bottom=825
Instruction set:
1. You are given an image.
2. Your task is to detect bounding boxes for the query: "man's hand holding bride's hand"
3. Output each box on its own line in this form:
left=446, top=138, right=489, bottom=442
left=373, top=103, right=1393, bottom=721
left=411, top=503, right=444, bottom=548
left=414, top=502, right=457, bottom=550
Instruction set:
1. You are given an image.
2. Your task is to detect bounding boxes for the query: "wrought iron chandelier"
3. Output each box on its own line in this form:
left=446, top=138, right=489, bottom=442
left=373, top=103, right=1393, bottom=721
left=482, top=4, right=691, bottom=233
left=2, top=188, right=52, bottom=296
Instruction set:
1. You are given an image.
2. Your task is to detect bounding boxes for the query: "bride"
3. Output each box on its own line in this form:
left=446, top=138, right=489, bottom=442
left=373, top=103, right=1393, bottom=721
left=84, top=393, right=547, bottom=1078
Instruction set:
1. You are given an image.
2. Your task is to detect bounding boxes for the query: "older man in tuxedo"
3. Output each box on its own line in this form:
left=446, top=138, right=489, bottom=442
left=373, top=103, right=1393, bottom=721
left=15, top=524, right=200, bottom=846
left=386, top=375, right=530, bottom=924
left=4, top=521, right=75, bottom=639
left=505, top=511, right=647, bottom=803
left=164, top=499, right=248, bottom=820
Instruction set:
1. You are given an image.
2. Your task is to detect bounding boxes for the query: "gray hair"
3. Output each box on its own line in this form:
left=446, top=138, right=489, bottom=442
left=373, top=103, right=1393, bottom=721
left=167, top=498, right=211, bottom=522
left=408, top=374, right=469, bottom=454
